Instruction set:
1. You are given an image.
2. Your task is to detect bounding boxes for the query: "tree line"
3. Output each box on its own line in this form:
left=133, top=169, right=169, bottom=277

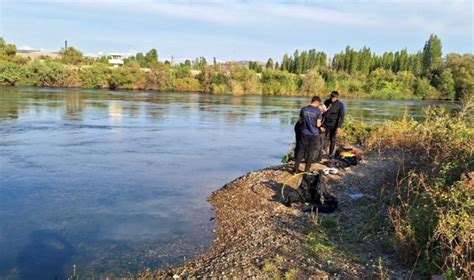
left=0, top=35, right=472, bottom=100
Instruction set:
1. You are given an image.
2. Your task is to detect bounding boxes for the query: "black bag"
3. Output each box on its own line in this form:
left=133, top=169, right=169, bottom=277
left=284, top=173, right=338, bottom=213
left=335, top=147, right=361, bottom=168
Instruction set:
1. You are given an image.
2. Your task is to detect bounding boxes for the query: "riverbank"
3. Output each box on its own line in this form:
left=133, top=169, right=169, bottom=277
left=2, top=36, right=471, bottom=101
left=138, top=152, right=412, bottom=279
left=0, top=84, right=453, bottom=101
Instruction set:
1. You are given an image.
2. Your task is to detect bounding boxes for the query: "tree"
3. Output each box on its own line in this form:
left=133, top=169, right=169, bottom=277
left=444, top=53, right=474, bottom=100
left=249, top=61, right=262, bottom=73
left=348, top=50, right=359, bottom=74
left=134, top=52, right=146, bottom=67
left=422, top=34, right=442, bottom=77
left=437, top=69, right=456, bottom=100
left=292, top=50, right=300, bottom=73
left=96, top=55, right=108, bottom=64
left=3, top=44, right=16, bottom=56
left=299, top=51, right=308, bottom=73
left=58, top=47, right=84, bottom=65
left=332, top=52, right=344, bottom=71
left=0, top=37, right=17, bottom=57
left=381, top=52, right=394, bottom=70
left=359, top=47, right=372, bottom=75
left=145, top=49, right=158, bottom=65
left=193, top=57, right=207, bottom=70
left=318, top=52, right=328, bottom=68
left=183, top=59, right=192, bottom=67
left=281, top=54, right=291, bottom=71
left=408, top=52, right=423, bottom=76
left=266, top=58, right=274, bottom=69
left=398, top=49, right=409, bottom=72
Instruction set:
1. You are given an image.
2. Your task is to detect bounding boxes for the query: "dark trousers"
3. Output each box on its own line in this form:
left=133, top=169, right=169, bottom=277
left=294, top=134, right=320, bottom=173
left=324, top=125, right=338, bottom=156
left=315, top=134, right=325, bottom=162
left=294, top=122, right=302, bottom=157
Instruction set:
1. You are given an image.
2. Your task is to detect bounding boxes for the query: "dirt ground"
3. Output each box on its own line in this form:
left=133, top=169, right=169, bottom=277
left=139, top=152, right=413, bottom=279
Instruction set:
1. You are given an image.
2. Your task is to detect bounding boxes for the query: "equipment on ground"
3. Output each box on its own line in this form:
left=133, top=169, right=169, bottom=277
left=282, top=171, right=338, bottom=213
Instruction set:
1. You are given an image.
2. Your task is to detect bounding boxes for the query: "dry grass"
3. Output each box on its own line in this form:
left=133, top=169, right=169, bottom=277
left=344, top=96, right=474, bottom=278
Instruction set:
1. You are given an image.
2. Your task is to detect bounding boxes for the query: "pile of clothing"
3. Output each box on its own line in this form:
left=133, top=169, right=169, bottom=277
left=322, top=146, right=363, bottom=168
left=334, top=146, right=363, bottom=168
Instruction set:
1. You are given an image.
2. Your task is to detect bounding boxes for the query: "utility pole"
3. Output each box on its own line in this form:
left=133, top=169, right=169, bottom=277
left=65, top=40, right=68, bottom=50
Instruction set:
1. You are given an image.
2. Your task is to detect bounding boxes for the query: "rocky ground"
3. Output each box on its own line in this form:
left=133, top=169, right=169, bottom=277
left=139, top=152, right=414, bottom=279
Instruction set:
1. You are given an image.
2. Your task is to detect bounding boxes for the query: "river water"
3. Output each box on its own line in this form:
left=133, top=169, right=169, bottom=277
left=0, top=88, right=457, bottom=279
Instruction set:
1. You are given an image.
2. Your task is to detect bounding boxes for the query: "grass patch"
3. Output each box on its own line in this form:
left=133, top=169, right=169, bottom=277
left=307, top=227, right=336, bottom=260
left=262, top=259, right=281, bottom=279
left=284, top=268, right=300, bottom=280
left=262, top=256, right=302, bottom=280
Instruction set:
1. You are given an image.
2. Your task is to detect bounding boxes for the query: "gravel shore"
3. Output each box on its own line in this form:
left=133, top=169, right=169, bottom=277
left=140, top=153, right=412, bottom=279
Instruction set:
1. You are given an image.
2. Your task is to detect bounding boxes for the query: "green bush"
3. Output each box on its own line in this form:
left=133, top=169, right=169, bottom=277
left=108, top=66, right=134, bottom=90
left=144, top=63, right=174, bottom=91
left=261, top=70, right=299, bottom=95
left=210, top=83, right=229, bottom=94
left=229, top=65, right=261, bottom=94
left=0, top=61, right=26, bottom=86
left=80, top=63, right=109, bottom=89
left=370, top=88, right=407, bottom=100
left=338, top=116, right=372, bottom=145
left=174, top=65, right=192, bottom=79
left=414, top=77, right=438, bottom=98
left=299, top=70, right=326, bottom=96
left=25, top=59, right=69, bottom=87
left=174, top=77, right=202, bottom=92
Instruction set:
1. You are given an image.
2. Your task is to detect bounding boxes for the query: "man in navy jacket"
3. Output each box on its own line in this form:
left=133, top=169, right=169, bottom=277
left=293, top=96, right=324, bottom=173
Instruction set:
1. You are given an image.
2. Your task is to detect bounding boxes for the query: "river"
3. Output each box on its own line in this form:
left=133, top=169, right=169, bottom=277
left=0, top=88, right=457, bottom=279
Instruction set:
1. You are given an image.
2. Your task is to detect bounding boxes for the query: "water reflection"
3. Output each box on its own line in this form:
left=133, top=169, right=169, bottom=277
left=0, top=87, right=458, bottom=124
left=65, top=92, right=84, bottom=121
left=16, top=230, right=74, bottom=280
left=0, top=87, right=457, bottom=279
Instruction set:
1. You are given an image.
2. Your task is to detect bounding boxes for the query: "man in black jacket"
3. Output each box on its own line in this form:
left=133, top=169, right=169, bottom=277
left=323, top=91, right=346, bottom=158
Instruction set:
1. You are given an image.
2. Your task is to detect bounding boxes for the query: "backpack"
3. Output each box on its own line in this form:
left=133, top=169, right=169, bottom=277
left=284, top=173, right=338, bottom=213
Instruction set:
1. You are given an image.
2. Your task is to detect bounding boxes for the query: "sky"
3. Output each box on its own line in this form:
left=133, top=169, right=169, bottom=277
left=0, top=0, right=472, bottom=62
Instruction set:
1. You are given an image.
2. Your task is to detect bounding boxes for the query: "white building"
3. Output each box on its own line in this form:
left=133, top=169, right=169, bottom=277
left=108, top=53, right=124, bottom=67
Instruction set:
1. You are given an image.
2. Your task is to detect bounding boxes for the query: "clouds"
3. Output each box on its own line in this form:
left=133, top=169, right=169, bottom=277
left=1, top=0, right=472, bottom=61
left=64, top=0, right=471, bottom=31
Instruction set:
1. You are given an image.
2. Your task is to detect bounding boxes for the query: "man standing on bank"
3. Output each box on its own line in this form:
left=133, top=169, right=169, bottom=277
left=323, top=91, right=346, bottom=158
left=293, top=96, right=324, bottom=174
